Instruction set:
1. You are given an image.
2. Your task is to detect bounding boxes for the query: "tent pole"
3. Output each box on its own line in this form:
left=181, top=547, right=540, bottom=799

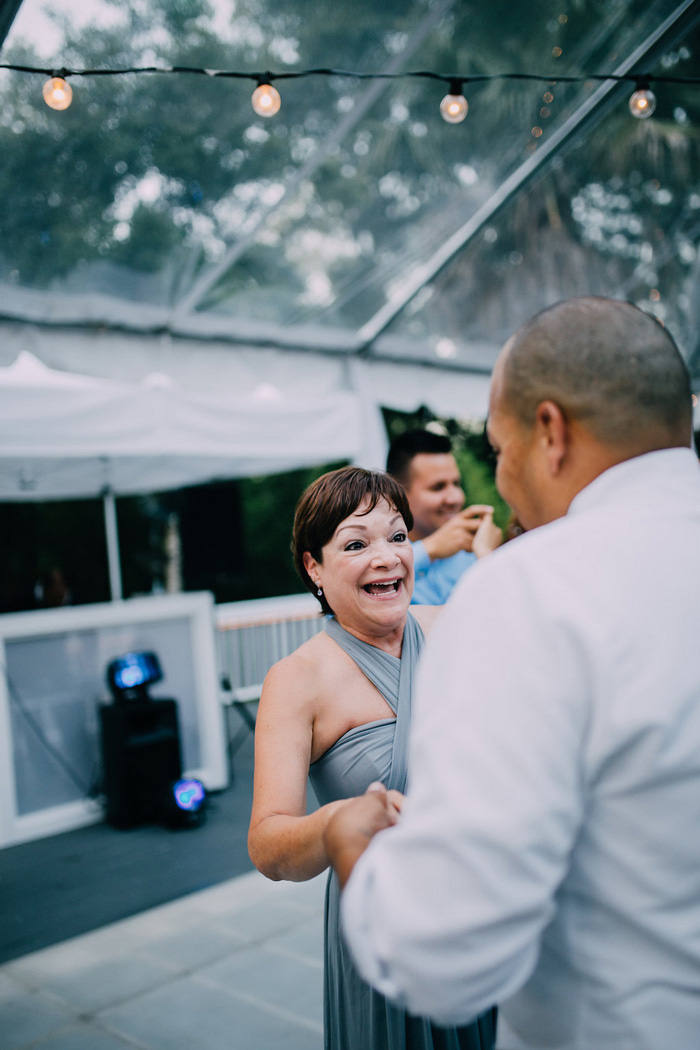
left=103, top=489, right=123, bottom=601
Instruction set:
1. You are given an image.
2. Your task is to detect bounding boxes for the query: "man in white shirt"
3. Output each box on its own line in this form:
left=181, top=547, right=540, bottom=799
left=324, top=296, right=700, bottom=1050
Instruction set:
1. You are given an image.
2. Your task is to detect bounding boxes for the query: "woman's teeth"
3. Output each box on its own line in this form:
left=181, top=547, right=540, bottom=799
left=364, top=580, right=400, bottom=595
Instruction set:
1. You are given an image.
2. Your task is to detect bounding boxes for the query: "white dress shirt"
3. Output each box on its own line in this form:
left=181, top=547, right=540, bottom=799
left=341, top=448, right=700, bottom=1050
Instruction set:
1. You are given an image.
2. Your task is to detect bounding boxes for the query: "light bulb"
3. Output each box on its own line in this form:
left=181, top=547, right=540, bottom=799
left=251, top=83, right=281, bottom=117
left=629, top=88, right=656, bottom=119
left=42, top=76, right=73, bottom=111
left=440, top=92, right=468, bottom=124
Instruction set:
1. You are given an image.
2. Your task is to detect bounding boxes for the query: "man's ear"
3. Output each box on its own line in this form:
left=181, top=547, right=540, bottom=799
left=534, top=400, right=568, bottom=475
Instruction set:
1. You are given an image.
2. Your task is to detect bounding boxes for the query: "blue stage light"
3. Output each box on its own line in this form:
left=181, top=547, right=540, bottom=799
left=173, top=778, right=206, bottom=812
left=106, top=650, right=163, bottom=701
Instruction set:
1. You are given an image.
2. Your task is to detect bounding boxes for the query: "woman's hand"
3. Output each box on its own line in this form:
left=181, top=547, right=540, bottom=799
left=324, top=783, right=404, bottom=889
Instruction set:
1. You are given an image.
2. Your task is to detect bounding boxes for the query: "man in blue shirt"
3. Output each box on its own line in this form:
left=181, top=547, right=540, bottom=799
left=386, top=430, right=502, bottom=604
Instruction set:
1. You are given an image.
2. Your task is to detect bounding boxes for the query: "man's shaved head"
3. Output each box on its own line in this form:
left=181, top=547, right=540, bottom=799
left=499, top=297, right=692, bottom=453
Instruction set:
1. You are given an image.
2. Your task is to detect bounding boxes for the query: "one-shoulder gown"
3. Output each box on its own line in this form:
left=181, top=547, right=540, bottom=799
left=308, top=613, right=497, bottom=1050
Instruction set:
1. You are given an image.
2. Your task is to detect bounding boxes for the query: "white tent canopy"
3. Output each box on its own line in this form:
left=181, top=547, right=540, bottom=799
left=0, top=328, right=493, bottom=600
left=0, top=350, right=379, bottom=598
left=0, top=315, right=494, bottom=442
left=1, top=0, right=697, bottom=390
left=0, top=349, right=369, bottom=499
left=0, top=0, right=696, bottom=441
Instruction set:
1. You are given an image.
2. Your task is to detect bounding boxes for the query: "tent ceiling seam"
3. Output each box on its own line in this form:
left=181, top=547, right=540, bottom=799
left=0, top=312, right=494, bottom=376
left=356, top=0, right=700, bottom=350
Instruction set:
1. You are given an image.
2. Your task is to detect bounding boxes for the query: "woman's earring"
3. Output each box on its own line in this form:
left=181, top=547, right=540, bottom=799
left=317, top=585, right=323, bottom=597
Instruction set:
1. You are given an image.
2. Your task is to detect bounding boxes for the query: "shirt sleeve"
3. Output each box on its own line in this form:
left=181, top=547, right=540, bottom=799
left=411, top=540, right=444, bottom=606
left=340, top=544, right=590, bottom=1025
left=411, top=543, right=476, bottom=606
left=412, top=540, right=432, bottom=574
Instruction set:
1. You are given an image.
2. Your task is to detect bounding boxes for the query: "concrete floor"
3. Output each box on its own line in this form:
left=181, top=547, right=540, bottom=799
left=0, top=868, right=326, bottom=1050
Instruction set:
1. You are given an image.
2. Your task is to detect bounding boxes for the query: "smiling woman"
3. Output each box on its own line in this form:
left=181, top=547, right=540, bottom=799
left=292, top=466, right=414, bottom=637
left=308, top=502, right=412, bottom=621
left=248, top=465, right=496, bottom=1050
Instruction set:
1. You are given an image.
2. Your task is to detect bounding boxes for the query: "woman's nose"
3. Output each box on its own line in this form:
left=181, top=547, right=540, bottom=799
left=371, top=542, right=400, bottom=566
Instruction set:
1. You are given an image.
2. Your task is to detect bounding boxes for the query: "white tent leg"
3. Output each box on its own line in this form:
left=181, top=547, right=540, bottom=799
left=103, top=489, right=123, bottom=601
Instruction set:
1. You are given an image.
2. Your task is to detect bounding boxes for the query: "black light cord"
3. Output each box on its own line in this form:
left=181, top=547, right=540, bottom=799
left=0, top=62, right=699, bottom=86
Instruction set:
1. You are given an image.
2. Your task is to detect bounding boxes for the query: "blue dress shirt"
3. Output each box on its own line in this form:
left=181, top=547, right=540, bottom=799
left=411, top=540, right=477, bottom=606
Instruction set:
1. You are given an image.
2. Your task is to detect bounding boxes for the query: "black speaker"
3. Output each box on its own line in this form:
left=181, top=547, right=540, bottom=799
left=99, top=699, right=183, bottom=828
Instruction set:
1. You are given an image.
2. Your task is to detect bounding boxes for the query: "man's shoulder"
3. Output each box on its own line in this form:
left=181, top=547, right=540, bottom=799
left=451, top=478, right=700, bottom=621
left=447, top=517, right=575, bottom=608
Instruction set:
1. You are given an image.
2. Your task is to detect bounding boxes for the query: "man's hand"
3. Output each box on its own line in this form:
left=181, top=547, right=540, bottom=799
left=324, top=783, right=403, bottom=890
left=473, top=508, right=503, bottom=559
left=422, top=505, right=496, bottom=561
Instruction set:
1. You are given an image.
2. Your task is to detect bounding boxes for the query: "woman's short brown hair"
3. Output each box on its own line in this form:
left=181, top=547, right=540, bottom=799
left=292, top=466, right=413, bottom=615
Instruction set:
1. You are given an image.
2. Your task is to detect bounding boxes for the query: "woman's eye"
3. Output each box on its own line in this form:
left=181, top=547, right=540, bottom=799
left=392, top=532, right=407, bottom=543
left=345, top=540, right=364, bottom=551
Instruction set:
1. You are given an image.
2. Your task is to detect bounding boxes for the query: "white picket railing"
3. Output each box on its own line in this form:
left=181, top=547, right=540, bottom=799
left=214, top=593, right=323, bottom=697
left=214, top=594, right=324, bottom=769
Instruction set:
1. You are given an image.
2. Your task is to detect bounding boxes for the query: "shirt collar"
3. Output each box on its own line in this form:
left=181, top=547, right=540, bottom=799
left=568, top=447, right=700, bottom=518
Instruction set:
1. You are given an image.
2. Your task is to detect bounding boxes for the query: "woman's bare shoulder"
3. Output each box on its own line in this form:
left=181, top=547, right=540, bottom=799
left=261, top=631, right=333, bottom=705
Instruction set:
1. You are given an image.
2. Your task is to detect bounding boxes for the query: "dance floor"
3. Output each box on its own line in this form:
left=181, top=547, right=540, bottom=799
left=0, top=729, right=258, bottom=965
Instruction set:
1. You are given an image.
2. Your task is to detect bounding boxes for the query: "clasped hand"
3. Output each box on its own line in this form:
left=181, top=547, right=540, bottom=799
left=324, top=783, right=404, bottom=889
left=423, top=505, right=501, bottom=561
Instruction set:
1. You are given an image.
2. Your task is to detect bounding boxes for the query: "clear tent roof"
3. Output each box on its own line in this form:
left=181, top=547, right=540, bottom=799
left=0, top=0, right=699, bottom=388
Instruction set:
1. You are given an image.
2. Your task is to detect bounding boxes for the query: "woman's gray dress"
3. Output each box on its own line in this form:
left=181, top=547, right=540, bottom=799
left=308, top=614, right=496, bottom=1050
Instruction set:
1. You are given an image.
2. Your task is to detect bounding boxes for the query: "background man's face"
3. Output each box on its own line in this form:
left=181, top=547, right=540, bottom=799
left=404, top=453, right=465, bottom=539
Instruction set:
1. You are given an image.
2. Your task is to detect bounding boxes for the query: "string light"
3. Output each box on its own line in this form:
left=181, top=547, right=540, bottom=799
left=251, top=79, right=281, bottom=117
left=2, top=62, right=695, bottom=123
left=42, top=75, right=72, bottom=111
left=629, top=83, right=657, bottom=119
left=440, top=79, right=468, bottom=124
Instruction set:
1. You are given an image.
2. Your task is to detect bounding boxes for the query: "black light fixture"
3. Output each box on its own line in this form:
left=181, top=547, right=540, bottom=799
left=106, top=650, right=163, bottom=702
left=100, top=650, right=206, bottom=829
